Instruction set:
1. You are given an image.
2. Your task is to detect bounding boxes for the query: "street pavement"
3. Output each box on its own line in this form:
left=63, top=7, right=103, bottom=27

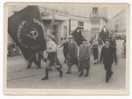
left=7, top=41, right=126, bottom=89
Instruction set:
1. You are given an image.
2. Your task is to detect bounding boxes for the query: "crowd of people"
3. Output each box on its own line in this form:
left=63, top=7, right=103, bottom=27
left=25, top=26, right=124, bottom=83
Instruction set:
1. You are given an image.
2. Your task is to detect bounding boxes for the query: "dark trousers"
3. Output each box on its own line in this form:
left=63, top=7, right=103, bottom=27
left=93, top=48, right=98, bottom=60
left=66, top=57, right=79, bottom=73
left=104, top=63, right=113, bottom=82
left=27, top=53, right=42, bottom=69
left=79, top=59, right=90, bottom=77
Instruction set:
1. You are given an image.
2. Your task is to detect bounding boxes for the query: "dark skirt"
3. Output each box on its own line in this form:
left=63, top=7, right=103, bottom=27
left=79, top=59, right=90, bottom=69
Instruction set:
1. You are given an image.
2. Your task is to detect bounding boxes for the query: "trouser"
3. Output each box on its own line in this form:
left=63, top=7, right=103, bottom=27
left=43, top=52, right=63, bottom=78
left=27, top=52, right=42, bottom=69
left=93, top=48, right=98, bottom=61
left=104, top=63, right=113, bottom=82
left=67, top=57, right=79, bottom=73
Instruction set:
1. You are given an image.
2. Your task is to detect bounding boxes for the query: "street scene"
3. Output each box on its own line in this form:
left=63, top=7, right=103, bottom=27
left=7, top=3, right=128, bottom=89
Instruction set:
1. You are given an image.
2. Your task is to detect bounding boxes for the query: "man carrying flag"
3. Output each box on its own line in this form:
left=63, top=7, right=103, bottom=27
left=8, top=6, right=46, bottom=69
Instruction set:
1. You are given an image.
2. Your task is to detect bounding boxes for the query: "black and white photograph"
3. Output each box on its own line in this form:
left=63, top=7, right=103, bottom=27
left=4, top=2, right=129, bottom=95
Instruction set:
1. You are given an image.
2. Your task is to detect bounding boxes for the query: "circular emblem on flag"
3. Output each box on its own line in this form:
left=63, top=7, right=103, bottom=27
left=17, top=18, right=45, bottom=50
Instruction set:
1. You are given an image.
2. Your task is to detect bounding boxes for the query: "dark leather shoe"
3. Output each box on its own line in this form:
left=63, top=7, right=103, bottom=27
left=84, top=73, right=89, bottom=77
left=79, top=72, right=83, bottom=77
left=66, top=71, right=71, bottom=74
left=41, top=76, right=48, bottom=80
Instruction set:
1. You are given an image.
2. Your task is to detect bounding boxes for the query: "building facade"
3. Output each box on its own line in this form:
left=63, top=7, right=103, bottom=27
left=107, top=9, right=128, bottom=34
left=39, top=6, right=108, bottom=42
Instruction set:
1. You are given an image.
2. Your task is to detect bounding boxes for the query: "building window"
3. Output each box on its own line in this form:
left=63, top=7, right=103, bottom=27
left=92, top=7, right=98, bottom=16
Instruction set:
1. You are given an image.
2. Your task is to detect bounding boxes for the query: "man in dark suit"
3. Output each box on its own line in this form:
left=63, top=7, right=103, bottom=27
left=100, top=40, right=115, bottom=82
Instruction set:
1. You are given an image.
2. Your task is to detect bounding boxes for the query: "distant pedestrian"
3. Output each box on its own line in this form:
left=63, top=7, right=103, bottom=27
left=92, top=40, right=99, bottom=64
left=99, top=26, right=109, bottom=44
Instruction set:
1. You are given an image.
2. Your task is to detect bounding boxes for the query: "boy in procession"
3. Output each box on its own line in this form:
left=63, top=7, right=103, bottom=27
left=41, top=35, right=63, bottom=80
left=100, top=40, right=115, bottom=82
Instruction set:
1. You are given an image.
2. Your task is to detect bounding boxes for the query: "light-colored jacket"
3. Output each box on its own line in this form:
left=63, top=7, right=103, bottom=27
left=47, top=39, right=57, bottom=53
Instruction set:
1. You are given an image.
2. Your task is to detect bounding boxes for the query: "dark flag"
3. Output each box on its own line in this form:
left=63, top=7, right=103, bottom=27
left=8, top=6, right=46, bottom=60
left=71, top=27, right=86, bottom=46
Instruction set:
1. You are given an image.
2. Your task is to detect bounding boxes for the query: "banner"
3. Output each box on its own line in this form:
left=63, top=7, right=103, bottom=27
left=8, top=6, right=46, bottom=60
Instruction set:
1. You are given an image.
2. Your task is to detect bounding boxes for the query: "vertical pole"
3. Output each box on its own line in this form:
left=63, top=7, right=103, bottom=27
left=69, top=19, right=71, bottom=35
left=51, top=10, right=55, bottom=34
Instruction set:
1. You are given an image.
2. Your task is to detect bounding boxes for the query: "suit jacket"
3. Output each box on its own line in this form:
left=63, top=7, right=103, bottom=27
left=100, top=46, right=115, bottom=65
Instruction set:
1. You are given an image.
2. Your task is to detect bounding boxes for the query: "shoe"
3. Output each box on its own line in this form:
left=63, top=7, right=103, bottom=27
left=66, top=71, right=71, bottom=74
left=78, top=72, right=83, bottom=77
left=41, top=76, right=48, bottom=80
left=109, top=71, right=113, bottom=80
left=105, top=74, right=109, bottom=83
left=84, top=73, right=89, bottom=77
left=37, top=66, right=41, bottom=69
left=105, top=77, right=109, bottom=83
left=26, top=66, right=31, bottom=69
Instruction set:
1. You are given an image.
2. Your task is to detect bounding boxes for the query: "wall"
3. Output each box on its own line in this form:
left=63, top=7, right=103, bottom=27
left=107, top=9, right=128, bottom=34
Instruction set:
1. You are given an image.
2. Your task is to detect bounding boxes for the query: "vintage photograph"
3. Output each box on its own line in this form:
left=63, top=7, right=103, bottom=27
left=5, top=2, right=129, bottom=95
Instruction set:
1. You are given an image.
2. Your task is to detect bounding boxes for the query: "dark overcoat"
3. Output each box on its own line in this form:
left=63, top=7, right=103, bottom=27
left=100, top=46, right=115, bottom=65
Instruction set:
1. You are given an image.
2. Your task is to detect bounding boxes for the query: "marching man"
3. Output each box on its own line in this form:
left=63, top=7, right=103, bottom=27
left=41, top=35, right=63, bottom=80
